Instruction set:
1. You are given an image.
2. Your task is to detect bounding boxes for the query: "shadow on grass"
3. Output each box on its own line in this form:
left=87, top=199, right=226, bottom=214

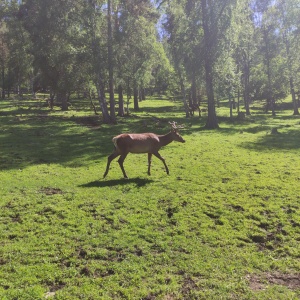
left=2, top=96, right=299, bottom=171
left=241, top=130, right=300, bottom=151
left=79, top=177, right=154, bottom=188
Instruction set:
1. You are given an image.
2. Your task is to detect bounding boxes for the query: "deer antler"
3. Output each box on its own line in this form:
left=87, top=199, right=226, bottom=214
left=169, top=121, right=184, bottom=130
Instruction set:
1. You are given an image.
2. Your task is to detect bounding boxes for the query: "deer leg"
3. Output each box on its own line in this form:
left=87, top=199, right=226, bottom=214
left=147, top=153, right=152, bottom=175
left=153, top=152, right=169, bottom=175
left=118, top=153, right=128, bottom=179
left=103, top=152, right=119, bottom=178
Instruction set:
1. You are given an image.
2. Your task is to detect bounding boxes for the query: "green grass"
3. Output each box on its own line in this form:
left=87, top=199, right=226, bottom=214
left=0, top=96, right=300, bottom=299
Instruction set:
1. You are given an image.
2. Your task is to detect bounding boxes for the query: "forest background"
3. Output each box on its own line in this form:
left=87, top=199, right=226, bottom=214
left=1, top=0, right=300, bottom=127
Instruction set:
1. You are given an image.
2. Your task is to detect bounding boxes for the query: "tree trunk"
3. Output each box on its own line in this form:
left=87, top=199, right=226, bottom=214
left=284, top=36, right=299, bottom=115
left=179, top=77, right=190, bottom=118
left=138, top=87, right=145, bottom=101
left=237, top=88, right=240, bottom=113
left=1, top=65, right=4, bottom=99
left=191, top=73, right=197, bottom=105
left=266, top=57, right=275, bottom=116
left=133, top=84, right=139, bottom=111
left=229, top=95, right=233, bottom=120
left=88, top=88, right=98, bottom=115
left=107, top=0, right=116, bottom=123
left=263, top=28, right=275, bottom=116
left=281, top=5, right=299, bottom=115
left=201, top=0, right=219, bottom=129
left=290, top=77, right=299, bottom=115
left=62, top=93, right=68, bottom=111
left=243, top=60, right=251, bottom=115
left=49, top=92, right=55, bottom=110
left=203, top=55, right=218, bottom=128
left=58, top=91, right=68, bottom=111
left=97, top=79, right=110, bottom=123
left=118, top=85, right=125, bottom=117
left=244, top=73, right=250, bottom=115
left=141, top=88, right=146, bottom=101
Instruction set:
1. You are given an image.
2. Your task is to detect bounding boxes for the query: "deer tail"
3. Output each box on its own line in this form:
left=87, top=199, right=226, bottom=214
left=112, top=137, right=118, bottom=149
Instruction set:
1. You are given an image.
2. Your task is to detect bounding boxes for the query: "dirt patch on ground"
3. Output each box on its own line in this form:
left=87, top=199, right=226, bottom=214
left=40, top=187, right=63, bottom=195
left=247, top=272, right=300, bottom=291
left=181, top=276, right=199, bottom=299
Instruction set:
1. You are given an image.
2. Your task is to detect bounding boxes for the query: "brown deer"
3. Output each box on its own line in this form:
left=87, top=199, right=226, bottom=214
left=103, top=122, right=185, bottom=179
left=188, top=103, right=200, bottom=117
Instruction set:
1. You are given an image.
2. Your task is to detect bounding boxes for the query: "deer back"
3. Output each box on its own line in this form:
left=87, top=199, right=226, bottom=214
left=113, top=133, right=161, bottom=154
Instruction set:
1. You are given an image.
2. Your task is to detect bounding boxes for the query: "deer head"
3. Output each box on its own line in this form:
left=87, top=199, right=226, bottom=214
left=169, top=121, right=185, bottom=143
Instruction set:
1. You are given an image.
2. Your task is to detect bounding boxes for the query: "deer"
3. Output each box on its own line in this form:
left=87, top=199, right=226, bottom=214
left=188, top=103, right=200, bottom=117
left=103, top=122, right=185, bottom=179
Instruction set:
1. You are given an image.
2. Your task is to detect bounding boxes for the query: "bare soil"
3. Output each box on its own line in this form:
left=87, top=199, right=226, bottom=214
left=247, top=272, right=300, bottom=291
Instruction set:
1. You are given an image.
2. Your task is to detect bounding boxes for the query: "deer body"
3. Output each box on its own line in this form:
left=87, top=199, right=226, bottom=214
left=103, top=124, right=185, bottom=179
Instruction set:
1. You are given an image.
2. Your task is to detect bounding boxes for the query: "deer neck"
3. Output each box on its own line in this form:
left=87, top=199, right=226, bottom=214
left=159, top=132, right=174, bottom=147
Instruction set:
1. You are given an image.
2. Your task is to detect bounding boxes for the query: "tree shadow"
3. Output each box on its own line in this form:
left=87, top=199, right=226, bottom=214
left=4, top=96, right=299, bottom=171
left=240, top=130, right=300, bottom=151
left=0, top=118, right=115, bottom=171
left=79, top=177, right=154, bottom=188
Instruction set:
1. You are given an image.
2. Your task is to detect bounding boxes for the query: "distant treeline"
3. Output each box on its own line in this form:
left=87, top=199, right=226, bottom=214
left=0, top=0, right=299, bottom=127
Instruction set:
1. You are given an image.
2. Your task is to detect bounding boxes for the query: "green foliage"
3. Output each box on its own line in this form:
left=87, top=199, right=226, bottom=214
left=0, top=96, right=300, bottom=299
left=1, top=0, right=300, bottom=122
left=114, top=0, right=162, bottom=86
left=19, top=0, right=88, bottom=97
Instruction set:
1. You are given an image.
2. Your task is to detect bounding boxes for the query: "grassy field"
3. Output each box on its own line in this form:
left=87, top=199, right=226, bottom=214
left=0, top=95, right=300, bottom=299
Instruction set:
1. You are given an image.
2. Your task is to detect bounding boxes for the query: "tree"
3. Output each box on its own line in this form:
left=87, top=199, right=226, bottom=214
left=115, top=0, right=161, bottom=112
left=82, top=0, right=111, bottom=123
left=0, top=2, right=8, bottom=99
left=201, top=0, right=237, bottom=128
left=233, top=0, right=257, bottom=115
left=162, top=0, right=238, bottom=126
left=20, top=0, right=88, bottom=110
left=107, top=0, right=116, bottom=122
left=5, top=1, right=33, bottom=96
left=254, top=0, right=289, bottom=115
left=163, top=0, right=203, bottom=118
left=277, top=0, right=300, bottom=115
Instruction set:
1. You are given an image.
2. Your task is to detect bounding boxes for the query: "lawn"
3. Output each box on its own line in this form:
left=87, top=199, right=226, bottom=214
left=0, top=96, right=300, bottom=299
